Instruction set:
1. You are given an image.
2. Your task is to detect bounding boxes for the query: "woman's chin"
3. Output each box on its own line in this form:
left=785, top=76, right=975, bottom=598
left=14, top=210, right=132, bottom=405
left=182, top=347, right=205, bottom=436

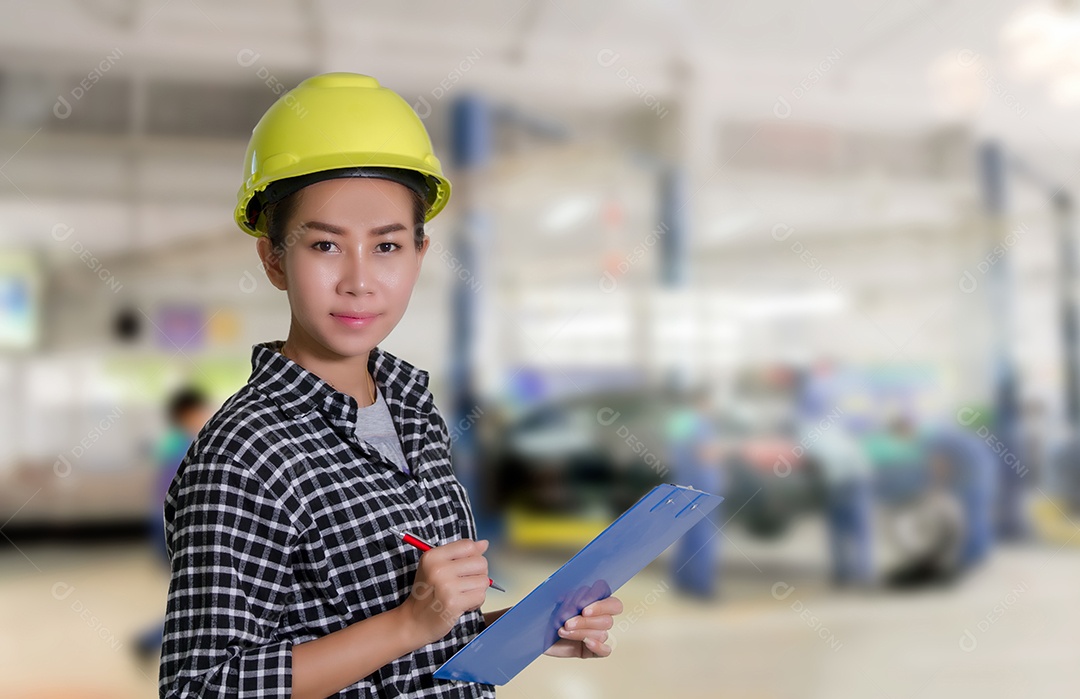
left=316, top=331, right=382, bottom=358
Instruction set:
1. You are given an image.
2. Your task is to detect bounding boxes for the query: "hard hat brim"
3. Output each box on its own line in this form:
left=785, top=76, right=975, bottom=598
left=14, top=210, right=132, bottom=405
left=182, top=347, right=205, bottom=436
left=245, top=166, right=435, bottom=234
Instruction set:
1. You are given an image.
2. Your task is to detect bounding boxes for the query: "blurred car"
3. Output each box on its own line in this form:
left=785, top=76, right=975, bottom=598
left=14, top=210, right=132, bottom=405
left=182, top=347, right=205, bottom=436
left=482, top=389, right=825, bottom=548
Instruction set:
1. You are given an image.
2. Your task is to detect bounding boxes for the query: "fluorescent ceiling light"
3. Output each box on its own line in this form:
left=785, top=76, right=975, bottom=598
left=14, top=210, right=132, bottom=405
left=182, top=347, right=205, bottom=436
left=737, top=291, right=848, bottom=319
left=540, top=195, right=597, bottom=233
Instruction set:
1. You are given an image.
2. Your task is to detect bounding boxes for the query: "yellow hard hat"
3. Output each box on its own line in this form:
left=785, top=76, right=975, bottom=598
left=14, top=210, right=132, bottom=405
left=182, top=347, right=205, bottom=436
left=234, top=72, right=452, bottom=237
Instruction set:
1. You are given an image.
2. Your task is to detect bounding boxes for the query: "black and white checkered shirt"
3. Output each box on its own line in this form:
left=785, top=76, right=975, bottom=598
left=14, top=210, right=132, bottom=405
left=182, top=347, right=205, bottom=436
left=159, top=339, right=495, bottom=698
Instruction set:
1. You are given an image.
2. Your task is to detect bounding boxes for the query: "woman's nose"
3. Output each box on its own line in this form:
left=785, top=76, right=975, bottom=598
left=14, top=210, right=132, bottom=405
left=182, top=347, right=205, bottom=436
left=339, top=249, right=372, bottom=293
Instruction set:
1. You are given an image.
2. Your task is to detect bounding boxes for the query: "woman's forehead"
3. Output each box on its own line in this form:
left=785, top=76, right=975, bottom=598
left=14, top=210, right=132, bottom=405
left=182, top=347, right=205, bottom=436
left=297, top=177, right=414, bottom=211
left=290, top=178, right=414, bottom=231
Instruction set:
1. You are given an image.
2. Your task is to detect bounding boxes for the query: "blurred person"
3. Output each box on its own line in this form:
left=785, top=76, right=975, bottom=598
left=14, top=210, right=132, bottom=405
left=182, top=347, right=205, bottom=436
left=1055, top=435, right=1080, bottom=516
left=993, top=373, right=1030, bottom=541
left=804, top=424, right=875, bottom=587
left=924, top=424, right=998, bottom=570
left=1020, top=398, right=1047, bottom=486
left=795, top=364, right=874, bottom=587
left=867, top=414, right=928, bottom=501
left=884, top=452, right=966, bottom=588
left=160, top=73, right=623, bottom=699
left=665, top=383, right=725, bottom=599
left=132, top=385, right=212, bottom=663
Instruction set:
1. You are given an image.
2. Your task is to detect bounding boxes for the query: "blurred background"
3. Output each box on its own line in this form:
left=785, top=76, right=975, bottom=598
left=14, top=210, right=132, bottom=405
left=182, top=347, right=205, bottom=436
left=2, top=1, right=1080, bottom=697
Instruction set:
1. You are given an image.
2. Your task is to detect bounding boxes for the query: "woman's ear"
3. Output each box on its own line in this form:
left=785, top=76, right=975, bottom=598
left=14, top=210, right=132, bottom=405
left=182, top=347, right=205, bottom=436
left=256, top=236, right=288, bottom=291
left=415, top=233, right=431, bottom=270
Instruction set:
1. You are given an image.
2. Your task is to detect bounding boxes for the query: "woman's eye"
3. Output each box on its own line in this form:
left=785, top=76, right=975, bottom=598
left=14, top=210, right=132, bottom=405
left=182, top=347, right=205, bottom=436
left=376, top=242, right=401, bottom=253
left=311, top=241, right=336, bottom=253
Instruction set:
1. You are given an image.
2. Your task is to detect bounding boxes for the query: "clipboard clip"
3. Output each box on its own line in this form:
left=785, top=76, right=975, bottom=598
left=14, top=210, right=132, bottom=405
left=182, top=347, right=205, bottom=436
left=675, top=492, right=708, bottom=518
left=648, top=484, right=709, bottom=518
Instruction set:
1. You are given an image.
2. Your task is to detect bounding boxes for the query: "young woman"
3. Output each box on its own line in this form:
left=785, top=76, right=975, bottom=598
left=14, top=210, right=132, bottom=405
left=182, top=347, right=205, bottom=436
left=159, top=73, right=623, bottom=699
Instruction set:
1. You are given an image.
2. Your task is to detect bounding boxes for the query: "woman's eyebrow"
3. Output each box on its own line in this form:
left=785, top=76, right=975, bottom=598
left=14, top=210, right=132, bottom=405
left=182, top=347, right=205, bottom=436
left=369, top=223, right=408, bottom=236
left=299, top=221, right=347, bottom=236
left=299, top=221, right=407, bottom=236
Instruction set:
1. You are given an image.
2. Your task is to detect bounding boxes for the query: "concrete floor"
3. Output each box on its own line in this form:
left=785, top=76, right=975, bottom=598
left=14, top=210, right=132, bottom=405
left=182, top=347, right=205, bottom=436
left=1, top=521, right=1077, bottom=698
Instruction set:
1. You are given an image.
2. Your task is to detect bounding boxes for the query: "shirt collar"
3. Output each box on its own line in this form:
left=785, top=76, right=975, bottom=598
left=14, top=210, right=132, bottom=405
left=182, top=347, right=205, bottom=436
left=248, top=339, right=433, bottom=425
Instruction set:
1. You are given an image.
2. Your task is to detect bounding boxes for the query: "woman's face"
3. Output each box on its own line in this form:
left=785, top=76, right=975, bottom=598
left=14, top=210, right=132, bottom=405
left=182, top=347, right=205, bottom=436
left=258, top=176, right=430, bottom=359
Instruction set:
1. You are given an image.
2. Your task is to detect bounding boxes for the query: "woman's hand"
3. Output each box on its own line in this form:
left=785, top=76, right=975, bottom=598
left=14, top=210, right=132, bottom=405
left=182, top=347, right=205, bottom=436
left=398, top=539, right=490, bottom=647
left=543, top=595, right=624, bottom=659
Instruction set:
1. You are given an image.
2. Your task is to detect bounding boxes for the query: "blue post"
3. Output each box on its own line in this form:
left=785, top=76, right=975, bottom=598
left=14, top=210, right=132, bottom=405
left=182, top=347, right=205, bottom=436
left=1055, top=192, right=1080, bottom=430
left=659, top=166, right=688, bottom=287
left=449, top=95, right=497, bottom=544
left=977, top=141, right=1027, bottom=540
left=658, top=164, right=722, bottom=596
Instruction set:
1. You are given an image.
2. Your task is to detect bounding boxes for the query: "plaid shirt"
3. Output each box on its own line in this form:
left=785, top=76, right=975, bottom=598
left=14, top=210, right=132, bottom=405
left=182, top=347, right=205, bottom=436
left=159, top=339, right=495, bottom=698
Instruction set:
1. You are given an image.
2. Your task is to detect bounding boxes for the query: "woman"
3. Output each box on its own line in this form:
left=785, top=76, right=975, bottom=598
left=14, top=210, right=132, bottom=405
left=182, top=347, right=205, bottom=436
left=159, top=73, right=622, bottom=699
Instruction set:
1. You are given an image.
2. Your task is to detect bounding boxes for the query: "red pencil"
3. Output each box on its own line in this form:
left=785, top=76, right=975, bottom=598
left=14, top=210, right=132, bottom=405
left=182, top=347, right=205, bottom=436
left=389, top=526, right=506, bottom=592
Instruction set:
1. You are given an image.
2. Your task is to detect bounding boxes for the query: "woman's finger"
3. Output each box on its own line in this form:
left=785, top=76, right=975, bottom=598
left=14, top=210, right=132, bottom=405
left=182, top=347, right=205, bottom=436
left=557, top=626, right=608, bottom=644
left=583, top=636, right=611, bottom=657
left=563, top=614, right=613, bottom=631
left=542, top=638, right=577, bottom=657
left=583, top=596, right=623, bottom=617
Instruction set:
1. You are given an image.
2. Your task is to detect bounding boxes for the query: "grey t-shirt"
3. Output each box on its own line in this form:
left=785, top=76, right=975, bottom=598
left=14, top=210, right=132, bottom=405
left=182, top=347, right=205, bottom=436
left=355, top=385, right=411, bottom=475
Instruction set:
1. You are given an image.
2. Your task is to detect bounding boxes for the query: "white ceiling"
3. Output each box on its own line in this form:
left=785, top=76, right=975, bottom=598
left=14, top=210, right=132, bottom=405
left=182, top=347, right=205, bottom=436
left=0, top=1, right=1055, bottom=118
left=1, top=0, right=1078, bottom=255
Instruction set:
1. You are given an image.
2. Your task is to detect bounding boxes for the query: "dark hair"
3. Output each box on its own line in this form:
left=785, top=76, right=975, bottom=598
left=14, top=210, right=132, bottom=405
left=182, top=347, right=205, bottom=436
left=264, top=184, right=428, bottom=254
left=167, top=386, right=208, bottom=425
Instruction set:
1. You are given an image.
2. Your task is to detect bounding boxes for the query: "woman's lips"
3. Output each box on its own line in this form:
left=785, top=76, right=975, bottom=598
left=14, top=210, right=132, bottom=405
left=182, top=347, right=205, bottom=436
left=331, top=313, right=379, bottom=328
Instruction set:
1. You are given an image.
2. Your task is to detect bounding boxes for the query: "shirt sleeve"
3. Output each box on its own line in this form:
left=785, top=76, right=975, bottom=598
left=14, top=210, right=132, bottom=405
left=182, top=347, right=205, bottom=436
left=159, top=449, right=297, bottom=698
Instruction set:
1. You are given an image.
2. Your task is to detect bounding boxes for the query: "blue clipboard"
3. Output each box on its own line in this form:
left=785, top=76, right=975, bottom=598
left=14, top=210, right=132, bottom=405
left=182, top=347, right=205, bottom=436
left=433, top=483, right=723, bottom=685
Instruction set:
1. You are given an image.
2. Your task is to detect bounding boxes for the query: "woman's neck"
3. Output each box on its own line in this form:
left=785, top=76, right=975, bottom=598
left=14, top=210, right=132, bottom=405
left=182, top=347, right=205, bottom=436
left=280, top=338, right=376, bottom=407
